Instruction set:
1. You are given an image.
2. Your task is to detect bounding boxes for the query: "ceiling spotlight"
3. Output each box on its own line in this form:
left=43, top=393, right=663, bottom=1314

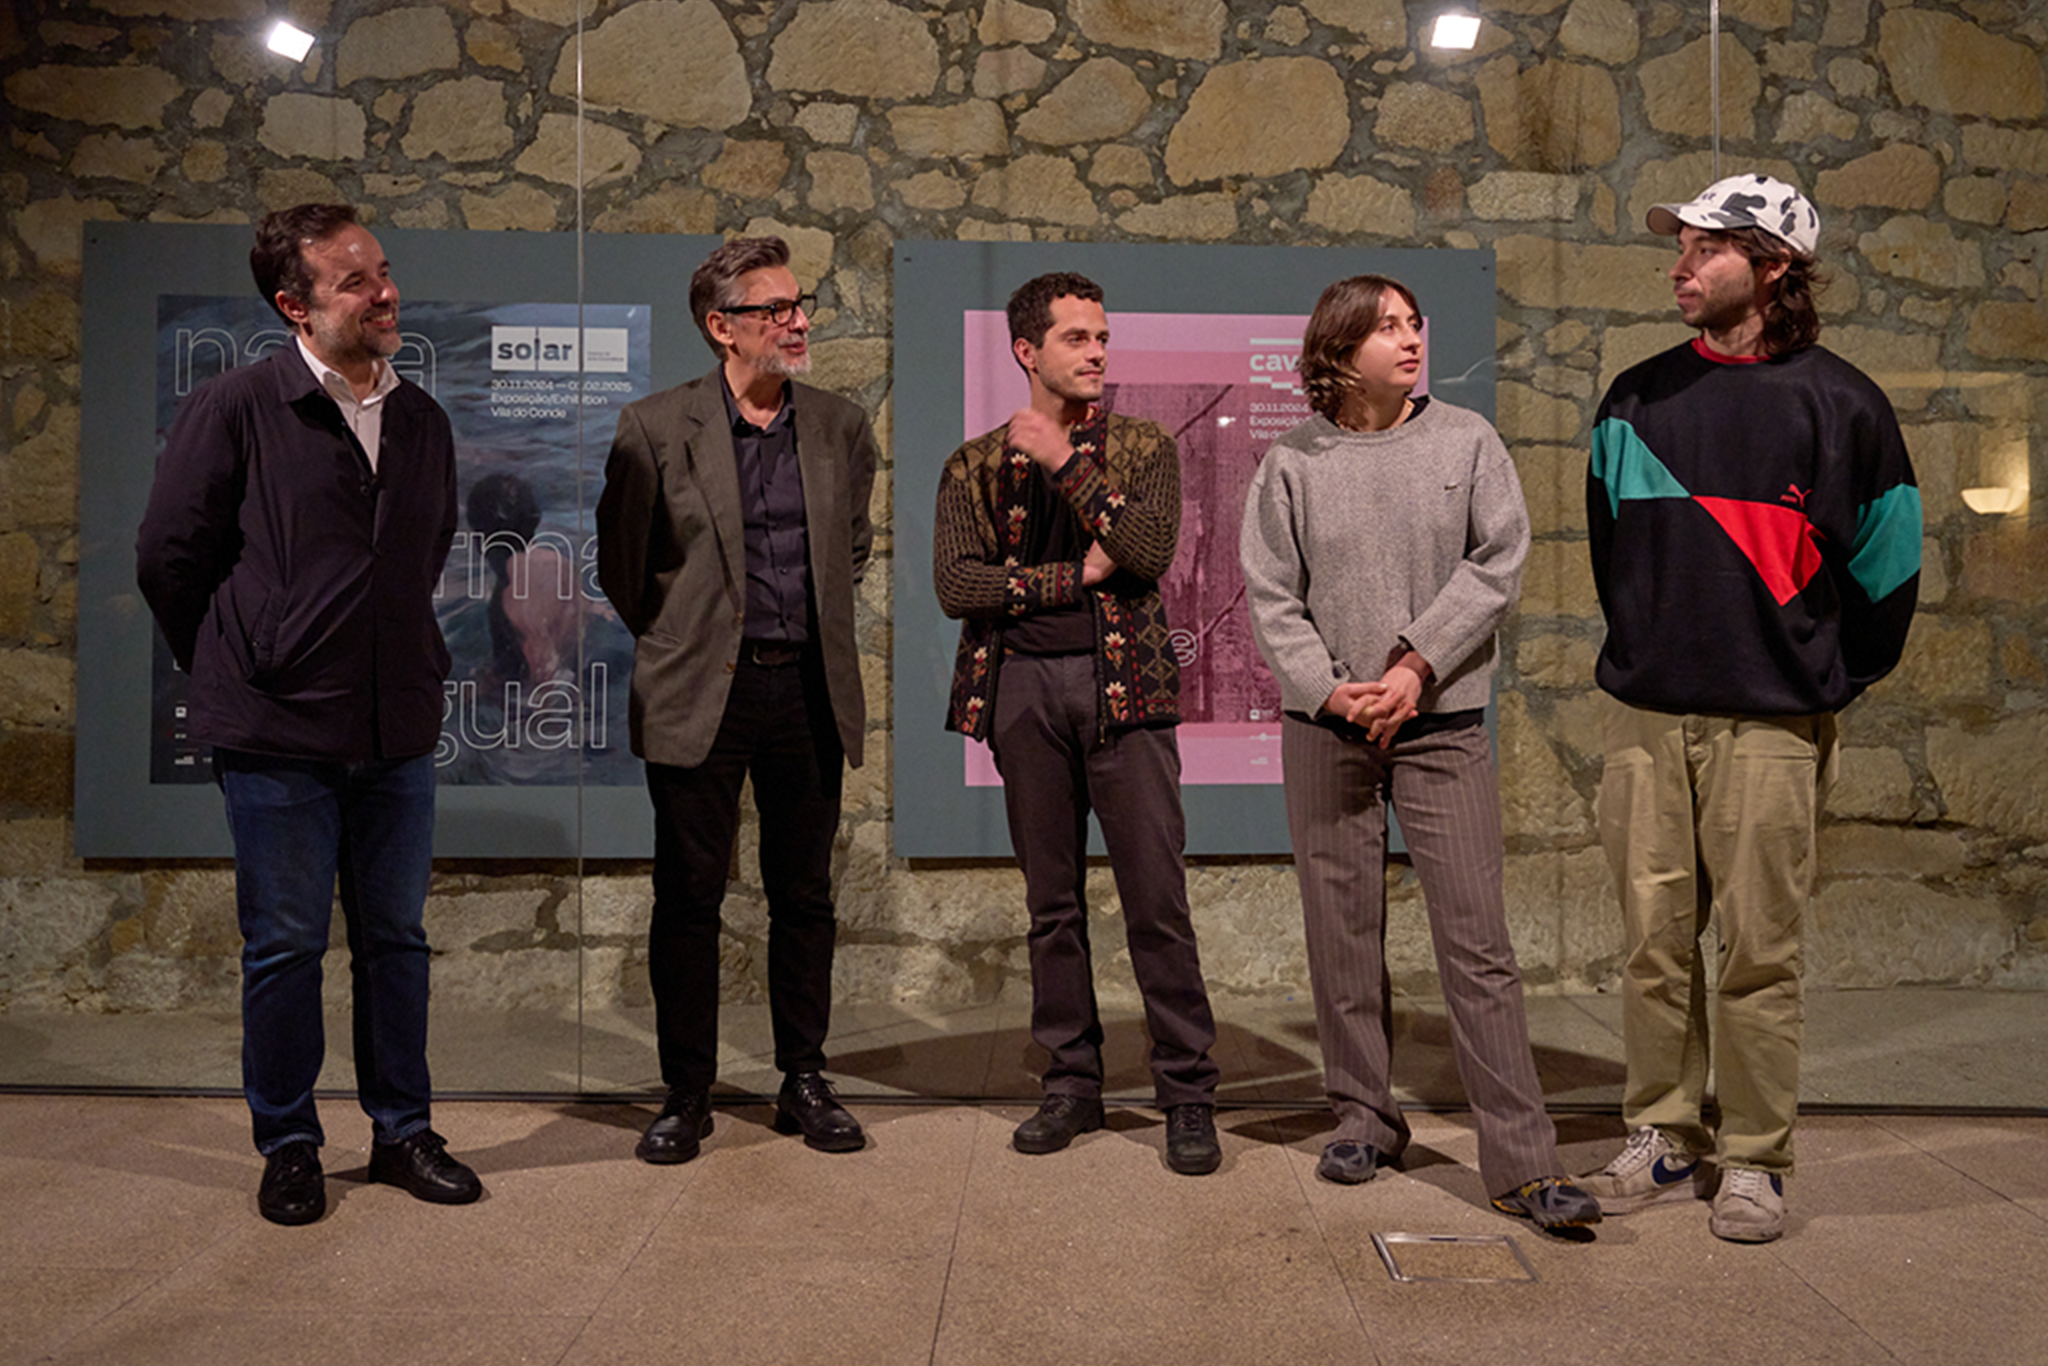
left=266, top=20, right=315, bottom=61
left=1430, top=13, right=1482, bottom=49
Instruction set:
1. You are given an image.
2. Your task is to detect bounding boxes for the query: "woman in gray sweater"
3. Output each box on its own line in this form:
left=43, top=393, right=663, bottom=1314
left=1239, top=274, right=1600, bottom=1231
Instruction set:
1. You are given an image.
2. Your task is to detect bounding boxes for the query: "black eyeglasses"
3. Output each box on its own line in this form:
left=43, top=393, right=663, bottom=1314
left=719, top=293, right=817, bottom=326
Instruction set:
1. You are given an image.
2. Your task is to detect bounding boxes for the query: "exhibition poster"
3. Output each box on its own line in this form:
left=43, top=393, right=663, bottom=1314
left=148, top=296, right=652, bottom=788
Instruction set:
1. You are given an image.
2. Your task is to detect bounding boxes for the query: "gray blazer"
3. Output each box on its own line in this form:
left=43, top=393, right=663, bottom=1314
left=595, top=369, right=877, bottom=769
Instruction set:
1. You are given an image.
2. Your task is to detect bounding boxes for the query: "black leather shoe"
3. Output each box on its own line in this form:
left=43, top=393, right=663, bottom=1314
left=258, top=1140, right=325, bottom=1226
left=773, top=1072, right=865, bottom=1152
left=368, top=1128, right=483, bottom=1205
left=1164, top=1103, right=1221, bottom=1176
left=636, top=1089, right=713, bottom=1165
left=1013, top=1093, right=1105, bottom=1155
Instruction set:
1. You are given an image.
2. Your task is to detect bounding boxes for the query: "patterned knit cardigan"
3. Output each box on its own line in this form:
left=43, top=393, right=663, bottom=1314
left=934, top=406, right=1182, bottom=741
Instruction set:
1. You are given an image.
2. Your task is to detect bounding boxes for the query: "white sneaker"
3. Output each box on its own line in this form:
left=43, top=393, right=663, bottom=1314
left=1577, top=1126, right=1702, bottom=1214
left=1709, top=1167, right=1786, bottom=1242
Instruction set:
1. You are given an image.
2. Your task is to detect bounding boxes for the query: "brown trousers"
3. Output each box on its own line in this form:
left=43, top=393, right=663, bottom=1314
left=1283, top=713, right=1559, bottom=1195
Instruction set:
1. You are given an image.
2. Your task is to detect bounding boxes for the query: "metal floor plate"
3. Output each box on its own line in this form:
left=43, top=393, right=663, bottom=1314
left=1371, top=1232, right=1539, bottom=1283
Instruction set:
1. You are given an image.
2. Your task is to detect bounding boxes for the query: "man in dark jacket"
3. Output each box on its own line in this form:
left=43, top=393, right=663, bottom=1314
left=596, top=237, right=878, bottom=1165
left=136, top=204, right=478, bottom=1226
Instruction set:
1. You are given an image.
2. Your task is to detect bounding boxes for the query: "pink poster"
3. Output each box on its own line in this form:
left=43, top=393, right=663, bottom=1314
left=959, top=310, right=1429, bottom=787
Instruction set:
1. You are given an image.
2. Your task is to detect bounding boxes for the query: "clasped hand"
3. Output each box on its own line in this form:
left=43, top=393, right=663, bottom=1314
left=1323, top=656, right=1427, bottom=746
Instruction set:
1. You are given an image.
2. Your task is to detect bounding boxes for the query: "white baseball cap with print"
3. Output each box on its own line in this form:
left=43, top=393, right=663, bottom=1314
left=1647, top=174, right=1820, bottom=256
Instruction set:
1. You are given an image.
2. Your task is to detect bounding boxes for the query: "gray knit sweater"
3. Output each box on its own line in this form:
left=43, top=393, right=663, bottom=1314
left=1238, top=400, right=1529, bottom=718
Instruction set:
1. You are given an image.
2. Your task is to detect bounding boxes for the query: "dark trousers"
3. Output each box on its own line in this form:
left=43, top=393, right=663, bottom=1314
left=989, top=652, right=1219, bottom=1108
left=216, top=748, right=437, bottom=1155
left=644, top=654, right=843, bottom=1092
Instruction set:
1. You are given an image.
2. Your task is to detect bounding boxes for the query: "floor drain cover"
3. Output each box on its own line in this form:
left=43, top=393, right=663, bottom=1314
left=1371, top=1232, right=1538, bottom=1283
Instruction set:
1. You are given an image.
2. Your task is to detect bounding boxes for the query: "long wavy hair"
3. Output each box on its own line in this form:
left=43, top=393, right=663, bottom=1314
left=1720, top=226, right=1825, bottom=355
left=1299, top=274, right=1421, bottom=422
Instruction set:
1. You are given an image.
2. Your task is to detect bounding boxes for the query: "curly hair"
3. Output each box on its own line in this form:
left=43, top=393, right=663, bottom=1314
left=250, top=203, right=361, bottom=321
left=1007, top=272, right=1105, bottom=350
left=1298, top=275, right=1421, bottom=421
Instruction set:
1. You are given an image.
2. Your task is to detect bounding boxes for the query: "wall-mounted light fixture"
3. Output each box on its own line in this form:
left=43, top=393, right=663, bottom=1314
left=1429, top=13, right=1482, bottom=49
left=266, top=19, right=315, bottom=62
left=1961, top=486, right=2026, bottom=516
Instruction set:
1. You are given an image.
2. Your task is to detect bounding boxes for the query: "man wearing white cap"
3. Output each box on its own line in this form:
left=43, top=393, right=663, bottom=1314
left=1578, top=175, right=1921, bottom=1241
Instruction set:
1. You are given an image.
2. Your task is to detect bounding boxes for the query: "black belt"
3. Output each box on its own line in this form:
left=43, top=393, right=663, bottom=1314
left=739, top=639, right=804, bottom=667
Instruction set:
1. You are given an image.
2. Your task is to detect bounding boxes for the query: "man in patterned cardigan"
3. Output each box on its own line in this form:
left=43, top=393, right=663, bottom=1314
left=933, top=272, right=1222, bottom=1176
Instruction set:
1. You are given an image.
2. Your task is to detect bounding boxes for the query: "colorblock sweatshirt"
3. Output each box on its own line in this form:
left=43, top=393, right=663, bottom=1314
left=1587, top=339, right=1921, bottom=716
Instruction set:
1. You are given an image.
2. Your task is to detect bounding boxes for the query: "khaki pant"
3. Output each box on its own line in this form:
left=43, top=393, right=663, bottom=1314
left=1598, top=698, right=1836, bottom=1175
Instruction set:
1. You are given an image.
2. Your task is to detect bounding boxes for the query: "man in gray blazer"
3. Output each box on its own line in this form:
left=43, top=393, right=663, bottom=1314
left=596, top=237, right=879, bottom=1164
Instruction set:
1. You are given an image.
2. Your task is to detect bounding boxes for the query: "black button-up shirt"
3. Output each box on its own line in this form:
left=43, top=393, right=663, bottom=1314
left=724, top=378, right=812, bottom=643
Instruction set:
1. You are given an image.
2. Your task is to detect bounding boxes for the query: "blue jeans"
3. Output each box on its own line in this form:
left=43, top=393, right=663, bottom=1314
left=217, top=749, right=437, bottom=1154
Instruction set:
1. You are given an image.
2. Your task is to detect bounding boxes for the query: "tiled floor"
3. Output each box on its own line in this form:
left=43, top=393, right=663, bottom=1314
left=4, top=1096, right=2046, bottom=1365
left=4, top=989, right=2047, bottom=1365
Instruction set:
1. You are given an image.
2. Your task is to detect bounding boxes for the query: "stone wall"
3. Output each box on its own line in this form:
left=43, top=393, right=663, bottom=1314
left=5, top=0, right=2047, bottom=1025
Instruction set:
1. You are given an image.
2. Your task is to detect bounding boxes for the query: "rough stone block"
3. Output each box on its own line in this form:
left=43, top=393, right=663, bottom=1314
left=515, top=113, right=639, bottom=189
left=1477, top=58, right=1620, bottom=170
left=1809, top=878, right=2013, bottom=987
left=1825, top=746, right=1916, bottom=822
left=1495, top=380, right=1583, bottom=445
left=403, top=77, right=514, bottom=163
left=1968, top=301, right=2048, bottom=362
left=1167, top=58, right=1348, bottom=185
left=337, top=6, right=459, bottom=85
left=1820, top=825, right=1967, bottom=881
left=1944, top=177, right=2008, bottom=227
left=972, top=154, right=1098, bottom=226
left=1517, top=539, right=1599, bottom=622
left=1495, top=236, right=1680, bottom=316
left=4, top=62, right=180, bottom=129
left=1957, top=518, right=2048, bottom=606
left=463, top=182, right=565, bottom=233
left=1824, top=324, right=1943, bottom=411
left=258, top=93, right=367, bottom=162
left=807, top=150, right=874, bottom=213
left=1515, top=631, right=1599, bottom=689
left=770, top=0, right=941, bottom=100
left=590, top=184, right=713, bottom=235
left=889, top=102, right=1009, bottom=160
left=1468, top=171, right=1581, bottom=222
left=1776, top=92, right=1857, bottom=145
left=974, top=46, right=1047, bottom=100
left=1304, top=174, right=1413, bottom=238
left=1378, top=80, right=1476, bottom=154
left=1559, top=0, right=1638, bottom=64
left=0, top=875, right=116, bottom=1001
left=1497, top=690, right=1594, bottom=840
left=979, top=0, right=1057, bottom=46
left=1856, top=216, right=1984, bottom=290
left=1640, top=33, right=1759, bottom=141
left=1017, top=57, right=1147, bottom=145
left=1073, top=0, right=1225, bottom=58
left=1513, top=443, right=1588, bottom=538
left=1877, top=9, right=2045, bottom=121
left=1929, top=715, right=2048, bottom=843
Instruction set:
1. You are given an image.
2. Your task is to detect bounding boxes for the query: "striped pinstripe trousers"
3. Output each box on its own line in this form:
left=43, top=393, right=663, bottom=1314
left=1282, top=713, right=1561, bottom=1195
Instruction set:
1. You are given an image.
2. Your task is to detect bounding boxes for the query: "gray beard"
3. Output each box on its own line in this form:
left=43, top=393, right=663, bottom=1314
left=760, top=351, right=812, bottom=378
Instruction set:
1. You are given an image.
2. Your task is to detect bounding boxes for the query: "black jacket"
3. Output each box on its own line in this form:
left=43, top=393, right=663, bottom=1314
left=136, top=346, right=458, bottom=762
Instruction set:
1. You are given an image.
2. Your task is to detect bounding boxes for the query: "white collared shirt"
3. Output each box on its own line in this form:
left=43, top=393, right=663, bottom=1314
left=295, top=336, right=401, bottom=473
